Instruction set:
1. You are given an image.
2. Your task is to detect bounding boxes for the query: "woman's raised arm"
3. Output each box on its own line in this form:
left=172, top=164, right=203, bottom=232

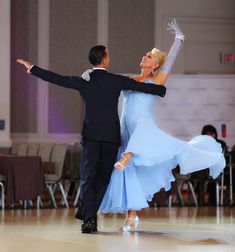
left=153, top=19, right=185, bottom=86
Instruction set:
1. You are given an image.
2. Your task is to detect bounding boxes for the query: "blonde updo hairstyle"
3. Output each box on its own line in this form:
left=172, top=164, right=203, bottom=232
left=147, top=48, right=167, bottom=72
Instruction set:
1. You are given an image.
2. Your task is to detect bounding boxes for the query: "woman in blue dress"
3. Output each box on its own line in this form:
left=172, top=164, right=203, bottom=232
left=99, top=20, right=226, bottom=231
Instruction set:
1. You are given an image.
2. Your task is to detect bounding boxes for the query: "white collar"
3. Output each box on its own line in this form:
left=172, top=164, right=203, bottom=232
left=92, top=67, right=107, bottom=71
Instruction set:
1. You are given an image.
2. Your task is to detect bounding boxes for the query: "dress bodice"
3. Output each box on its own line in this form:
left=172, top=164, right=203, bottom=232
left=121, top=79, right=156, bottom=126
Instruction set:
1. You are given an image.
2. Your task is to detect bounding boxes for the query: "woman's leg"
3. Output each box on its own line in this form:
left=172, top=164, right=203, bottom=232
left=121, top=210, right=139, bottom=231
left=114, top=152, right=132, bottom=170
left=125, top=210, right=137, bottom=224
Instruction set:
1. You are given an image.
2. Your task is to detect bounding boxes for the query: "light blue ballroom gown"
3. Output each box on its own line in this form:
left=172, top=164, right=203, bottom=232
left=99, top=79, right=226, bottom=213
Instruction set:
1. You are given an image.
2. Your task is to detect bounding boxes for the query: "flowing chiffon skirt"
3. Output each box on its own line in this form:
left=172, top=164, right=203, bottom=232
left=99, top=117, right=225, bottom=213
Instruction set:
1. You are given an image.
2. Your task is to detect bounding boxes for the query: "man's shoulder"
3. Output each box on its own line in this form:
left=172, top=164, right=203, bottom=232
left=107, top=72, right=130, bottom=80
left=217, top=138, right=226, bottom=145
left=216, top=139, right=227, bottom=148
left=91, top=71, right=127, bottom=80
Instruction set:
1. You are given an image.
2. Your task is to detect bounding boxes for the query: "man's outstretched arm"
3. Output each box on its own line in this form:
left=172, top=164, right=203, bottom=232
left=17, top=59, right=84, bottom=91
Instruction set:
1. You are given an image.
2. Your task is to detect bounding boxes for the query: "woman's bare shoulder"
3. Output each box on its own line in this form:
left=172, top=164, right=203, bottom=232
left=132, top=75, right=143, bottom=82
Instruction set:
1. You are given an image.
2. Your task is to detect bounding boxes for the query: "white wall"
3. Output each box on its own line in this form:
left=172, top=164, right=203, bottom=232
left=155, top=0, right=235, bottom=74
left=153, top=75, right=235, bottom=148
left=118, top=75, right=235, bottom=148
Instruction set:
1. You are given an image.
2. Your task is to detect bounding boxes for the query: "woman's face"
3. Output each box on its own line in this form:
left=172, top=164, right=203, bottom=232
left=140, top=53, right=159, bottom=70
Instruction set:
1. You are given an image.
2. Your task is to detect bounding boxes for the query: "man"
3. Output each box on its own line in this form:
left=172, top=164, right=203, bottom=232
left=17, top=45, right=166, bottom=233
left=201, top=124, right=229, bottom=205
left=201, top=125, right=228, bottom=155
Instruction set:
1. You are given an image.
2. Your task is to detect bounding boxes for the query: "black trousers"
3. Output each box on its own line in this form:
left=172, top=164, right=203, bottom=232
left=75, top=140, right=119, bottom=221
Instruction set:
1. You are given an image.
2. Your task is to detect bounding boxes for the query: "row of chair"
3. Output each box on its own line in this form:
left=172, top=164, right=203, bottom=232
left=5, top=143, right=233, bottom=209
left=12, top=143, right=57, bottom=161
left=0, top=143, right=82, bottom=209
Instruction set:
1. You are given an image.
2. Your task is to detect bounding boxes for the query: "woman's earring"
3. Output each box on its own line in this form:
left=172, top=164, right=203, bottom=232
left=152, top=67, right=157, bottom=75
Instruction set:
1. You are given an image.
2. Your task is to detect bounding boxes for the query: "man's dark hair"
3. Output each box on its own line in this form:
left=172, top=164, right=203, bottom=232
left=201, top=124, right=218, bottom=139
left=88, top=45, right=107, bottom=66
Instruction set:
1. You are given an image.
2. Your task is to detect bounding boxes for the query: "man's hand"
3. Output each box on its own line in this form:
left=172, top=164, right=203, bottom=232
left=16, top=59, right=33, bottom=70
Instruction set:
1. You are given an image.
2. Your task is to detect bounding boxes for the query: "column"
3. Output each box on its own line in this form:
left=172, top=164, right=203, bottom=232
left=0, top=0, right=11, bottom=147
left=37, top=0, right=50, bottom=139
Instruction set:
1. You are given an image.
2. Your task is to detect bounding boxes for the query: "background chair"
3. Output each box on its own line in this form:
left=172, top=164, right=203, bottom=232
left=63, top=143, right=81, bottom=207
left=0, top=175, right=6, bottom=210
left=27, top=143, right=39, bottom=156
left=37, top=143, right=54, bottom=208
left=38, top=143, right=53, bottom=162
left=11, top=143, right=19, bottom=155
left=17, top=143, right=28, bottom=156
left=44, top=144, right=68, bottom=208
left=171, top=166, right=198, bottom=207
left=38, top=143, right=54, bottom=178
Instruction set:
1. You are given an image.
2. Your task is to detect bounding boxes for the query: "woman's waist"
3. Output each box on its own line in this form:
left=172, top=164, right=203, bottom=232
left=123, top=108, right=153, bottom=117
left=122, top=112, right=154, bottom=124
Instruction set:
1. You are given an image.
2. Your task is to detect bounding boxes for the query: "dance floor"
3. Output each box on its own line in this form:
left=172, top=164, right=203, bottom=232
left=0, top=207, right=235, bottom=252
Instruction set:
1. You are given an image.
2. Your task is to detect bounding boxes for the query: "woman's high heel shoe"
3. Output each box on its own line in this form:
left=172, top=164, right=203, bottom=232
left=121, top=216, right=139, bottom=232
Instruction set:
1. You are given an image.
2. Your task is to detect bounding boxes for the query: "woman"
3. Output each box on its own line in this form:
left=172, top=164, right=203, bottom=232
left=99, top=20, right=225, bottom=231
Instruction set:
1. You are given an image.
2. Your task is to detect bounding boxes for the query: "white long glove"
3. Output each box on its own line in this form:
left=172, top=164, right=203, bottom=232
left=161, top=19, right=185, bottom=74
left=167, top=19, right=185, bottom=41
left=81, top=69, right=93, bottom=81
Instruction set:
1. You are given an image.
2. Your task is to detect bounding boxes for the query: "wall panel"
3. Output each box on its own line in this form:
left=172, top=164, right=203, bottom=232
left=48, top=0, right=97, bottom=133
left=109, top=0, right=155, bottom=73
left=11, top=0, right=38, bottom=133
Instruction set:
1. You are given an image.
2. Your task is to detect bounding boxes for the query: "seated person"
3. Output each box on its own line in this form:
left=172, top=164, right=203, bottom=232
left=201, top=125, right=228, bottom=157
left=191, top=124, right=229, bottom=206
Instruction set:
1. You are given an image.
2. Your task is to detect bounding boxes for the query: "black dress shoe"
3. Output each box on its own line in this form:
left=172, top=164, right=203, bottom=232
left=81, top=221, right=92, bottom=233
left=81, top=217, right=97, bottom=233
left=90, top=217, right=97, bottom=232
